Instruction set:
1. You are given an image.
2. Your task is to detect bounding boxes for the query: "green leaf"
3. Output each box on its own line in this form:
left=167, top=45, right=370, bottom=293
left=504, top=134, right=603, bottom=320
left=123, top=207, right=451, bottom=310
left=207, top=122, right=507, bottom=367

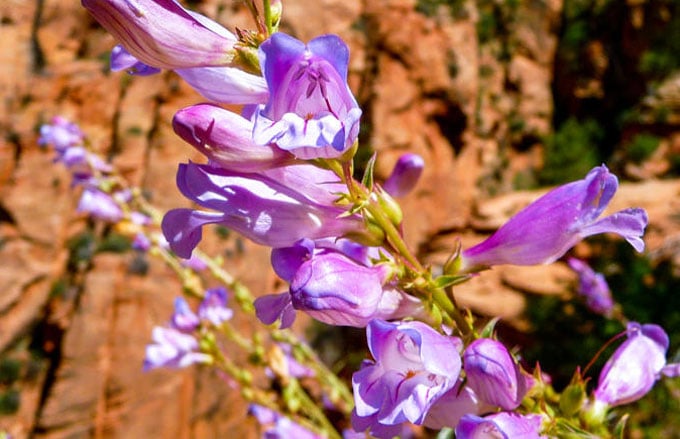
left=361, top=153, right=377, bottom=190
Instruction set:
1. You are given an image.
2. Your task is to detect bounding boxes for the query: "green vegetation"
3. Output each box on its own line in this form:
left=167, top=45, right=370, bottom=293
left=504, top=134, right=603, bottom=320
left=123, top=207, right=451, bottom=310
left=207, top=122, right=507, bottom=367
left=539, top=118, right=602, bottom=185
left=625, top=133, right=661, bottom=164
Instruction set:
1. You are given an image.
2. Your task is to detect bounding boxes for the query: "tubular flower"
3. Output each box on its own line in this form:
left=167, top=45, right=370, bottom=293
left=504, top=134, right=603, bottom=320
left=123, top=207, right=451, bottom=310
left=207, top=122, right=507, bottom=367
left=455, top=412, right=545, bottom=439
left=423, top=380, right=493, bottom=430
left=82, top=0, right=237, bottom=70
left=161, top=163, right=363, bottom=258
left=143, top=327, right=210, bottom=371
left=594, top=322, right=670, bottom=407
left=382, top=153, right=425, bottom=197
left=566, top=257, right=614, bottom=316
left=460, top=165, right=648, bottom=272
left=253, top=32, right=362, bottom=159
left=255, top=239, right=422, bottom=328
left=172, top=104, right=296, bottom=172
left=463, top=338, right=532, bottom=410
left=351, top=319, right=463, bottom=438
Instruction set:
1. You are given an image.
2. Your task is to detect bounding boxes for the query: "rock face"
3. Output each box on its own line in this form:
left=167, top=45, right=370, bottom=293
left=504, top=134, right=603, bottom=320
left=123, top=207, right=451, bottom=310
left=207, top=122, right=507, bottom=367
left=0, top=0, right=678, bottom=437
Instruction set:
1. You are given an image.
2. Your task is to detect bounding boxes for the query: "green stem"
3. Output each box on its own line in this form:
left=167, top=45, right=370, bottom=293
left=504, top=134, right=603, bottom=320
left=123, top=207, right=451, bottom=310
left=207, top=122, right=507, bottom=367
left=263, top=0, right=273, bottom=36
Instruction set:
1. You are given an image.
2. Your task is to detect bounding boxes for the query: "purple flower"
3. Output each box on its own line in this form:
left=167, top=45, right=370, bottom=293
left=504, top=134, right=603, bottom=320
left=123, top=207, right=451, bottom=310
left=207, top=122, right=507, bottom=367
left=567, top=257, right=615, bottom=316
left=252, top=33, right=362, bottom=159
left=82, top=0, right=237, bottom=70
left=254, top=292, right=297, bottom=329
left=249, top=405, right=321, bottom=439
left=143, top=326, right=210, bottom=371
left=460, top=166, right=648, bottom=272
left=255, top=240, right=422, bottom=328
left=463, top=338, right=531, bottom=410
left=423, top=380, right=493, bottom=430
left=77, top=187, right=124, bottom=222
left=161, top=162, right=363, bottom=258
left=110, top=44, right=161, bottom=76
left=351, top=319, right=463, bottom=438
left=455, top=412, right=545, bottom=439
left=594, top=322, right=670, bottom=406
left=175, top=66, right=269, bottom=105
left=383, top=153, right=425, bottom=197
left=197, top=287, right=233, bottom=326
left=39, top=116, right=83, bottom=151
left=172, top=104, right=296, bottom=172
left=170, top=297, right=199, bottom=332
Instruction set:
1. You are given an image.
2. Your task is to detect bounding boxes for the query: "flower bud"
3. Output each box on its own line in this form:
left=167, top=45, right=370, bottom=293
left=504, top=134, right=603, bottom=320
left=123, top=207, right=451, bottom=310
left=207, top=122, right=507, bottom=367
left=382, top=153, right=424, bottom=197
left=463, top=338, right=530, bottom=410
left=82, top=0, right=237, bottom=69
left=594, top=322, right=669, bottom=406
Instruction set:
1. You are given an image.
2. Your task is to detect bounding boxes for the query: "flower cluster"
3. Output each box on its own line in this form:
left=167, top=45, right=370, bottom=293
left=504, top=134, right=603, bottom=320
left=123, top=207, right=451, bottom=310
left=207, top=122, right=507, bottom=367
left=144, top=287, right=233, bottom=370
left=71, top=0, right=679, bottom=438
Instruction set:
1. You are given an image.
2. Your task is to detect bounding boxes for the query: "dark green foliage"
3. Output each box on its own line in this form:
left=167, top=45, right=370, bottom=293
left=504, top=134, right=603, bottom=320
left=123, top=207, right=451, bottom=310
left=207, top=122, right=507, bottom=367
left=624, top=133, right=660, bottom=164
left=0, top=389, right=19, bottom=414
left=0, top=359, right=21, bottom=385
left=539, top=118, right=602, bottom=185
left=97, top=232, right=131, bottom=253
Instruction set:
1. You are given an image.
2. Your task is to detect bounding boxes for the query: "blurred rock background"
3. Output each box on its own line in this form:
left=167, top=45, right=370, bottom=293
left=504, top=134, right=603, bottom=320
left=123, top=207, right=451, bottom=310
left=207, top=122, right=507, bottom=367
left=0, top=0, right=679, bottom=437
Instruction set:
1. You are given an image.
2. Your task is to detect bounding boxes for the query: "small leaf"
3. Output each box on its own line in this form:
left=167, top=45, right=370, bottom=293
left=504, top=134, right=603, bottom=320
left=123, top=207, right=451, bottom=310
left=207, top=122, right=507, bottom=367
left=361, top=153, right=377, bottom=190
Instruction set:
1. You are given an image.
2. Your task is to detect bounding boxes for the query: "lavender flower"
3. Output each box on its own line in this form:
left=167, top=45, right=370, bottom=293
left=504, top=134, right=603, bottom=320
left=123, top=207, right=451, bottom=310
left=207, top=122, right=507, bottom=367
left=77, top=187, right=124, bottom=222
left=249, top=405, right=321, bottom=439
left=143, top=326, right=210, bottom=371
left=455, top=412, right=545, bottom=439
left=197, top=287, right=233, bottom=327
left=351, top=319, right=462, bottom=438
left=383, top=153, right=425, bottom=197
left=170, top=297, right=199, bottom=332
left=460, top=165, right=648, bottom=272
left=594, top=322, right=670, bottom=407
left=255, top=240, right=422, bottom=328
left=423, top=380, right=492, bottom=430
left=82, top=0, right=237, bottom=70
left=463, top=338, right=531, bottom=410
left=110, top=44, right=161, bottom=76
left=161, top=163, right=363, bottom=258
left=252, top=33, right=362, bottom=159
left=567, top=257, right=615, bottom=316
left=39, top=116, right=83, bottom=151
left=172, top=104, right=295, bottom=172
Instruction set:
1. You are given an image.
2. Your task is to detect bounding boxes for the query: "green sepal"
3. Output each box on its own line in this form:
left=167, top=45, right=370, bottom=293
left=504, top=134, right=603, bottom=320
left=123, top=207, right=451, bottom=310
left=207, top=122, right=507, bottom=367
left=613, top=414, right=629, bottom=439
left=479, top=317, right=500, bottom=339
left=361, top=153, right=377, bottom=191
left=433, top=274, right=471, bottom=289
left=559, top=383, right=586, bottom=417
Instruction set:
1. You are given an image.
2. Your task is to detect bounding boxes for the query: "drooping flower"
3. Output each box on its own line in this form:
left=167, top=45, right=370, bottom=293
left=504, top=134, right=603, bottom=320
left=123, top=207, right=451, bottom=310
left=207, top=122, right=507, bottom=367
left=460, top=165, right=648, bottom=272
left=197, top=287, right=233, bottom=327
left=143, top=326, right=211, bottom=371
left=351, top=319, right=462, bottom=438
left=463, top=338, right=531, bottom=410
left=39, top=116, right=83, bottom=151
left=77, top=187, right=124, bottom=222
left=254, top=240, right=422, bottom=328
left=594, top=322, right=670, bottom=407
left=566, top=257, right=614, bottom=316
left=170, top=297, right=200, bottom=332
left=249, top=405, right=321, bottom=439
left=423, top=379, right=493, bottom=430
left=82, top=0, right=237, bottom=70
left=252, top=33, right=362, bottom=159
left=455, top=412, right=545, bottom=439
left=161, top=163, right=364, bottom=258
left=172, top=104, right=296, bottom=172
left=382, top=153, right=425, bottom=197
